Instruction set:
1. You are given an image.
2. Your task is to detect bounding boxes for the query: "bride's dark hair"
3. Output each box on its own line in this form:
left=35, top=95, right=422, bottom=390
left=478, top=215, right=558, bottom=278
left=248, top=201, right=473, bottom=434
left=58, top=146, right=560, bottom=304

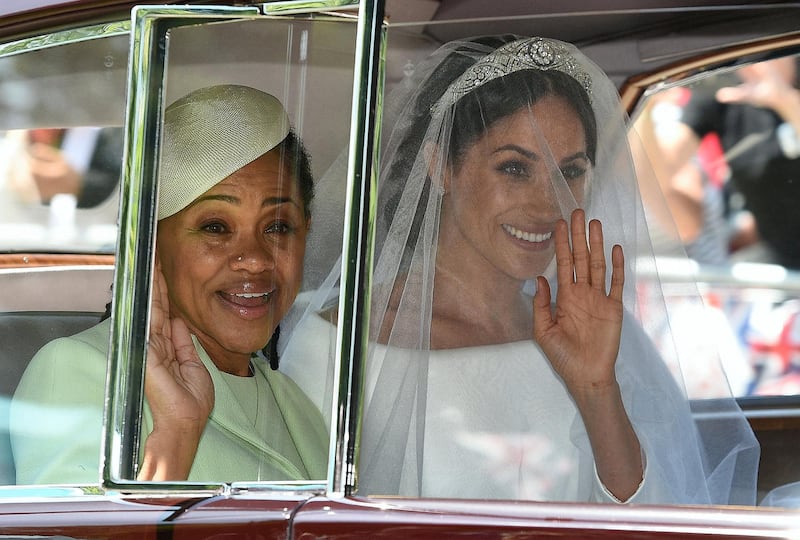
left=448, top=69, right=597, bottom=170
left=379, top=35, right=519, bottom=219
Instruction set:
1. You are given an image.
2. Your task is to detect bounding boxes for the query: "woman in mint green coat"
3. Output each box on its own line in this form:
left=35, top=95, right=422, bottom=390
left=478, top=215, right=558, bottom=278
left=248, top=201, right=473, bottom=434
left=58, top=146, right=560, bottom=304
left=11, top=85, right=327, bottom=484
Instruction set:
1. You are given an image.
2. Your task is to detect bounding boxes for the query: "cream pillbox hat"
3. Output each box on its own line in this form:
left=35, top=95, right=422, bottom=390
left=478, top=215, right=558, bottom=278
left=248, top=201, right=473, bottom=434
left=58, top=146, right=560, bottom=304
left=158, top=84, right=290, bottom=220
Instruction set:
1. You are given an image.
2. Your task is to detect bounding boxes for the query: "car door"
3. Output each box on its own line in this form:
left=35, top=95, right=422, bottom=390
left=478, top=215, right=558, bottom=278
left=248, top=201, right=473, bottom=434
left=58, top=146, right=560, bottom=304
left=0, top=0, right=381, bottom=535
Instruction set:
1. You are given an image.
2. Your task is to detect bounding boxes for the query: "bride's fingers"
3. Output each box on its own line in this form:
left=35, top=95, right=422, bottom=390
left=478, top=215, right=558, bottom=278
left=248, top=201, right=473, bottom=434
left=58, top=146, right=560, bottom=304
left=554, top=218, right=574, bottom=286
left=588, top=219, right=607, bottom=292
left=532, top=275, right=554, bottom=335
left=571, top=209, right=590, bottom=284
left=609, top=244, right=625, bottom=302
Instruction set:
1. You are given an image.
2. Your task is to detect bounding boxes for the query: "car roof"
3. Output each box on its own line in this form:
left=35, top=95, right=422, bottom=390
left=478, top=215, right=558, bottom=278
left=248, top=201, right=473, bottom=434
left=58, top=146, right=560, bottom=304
left=384, top=1, right=800, bottom=92
left=2, top=0, right=796, bottom=40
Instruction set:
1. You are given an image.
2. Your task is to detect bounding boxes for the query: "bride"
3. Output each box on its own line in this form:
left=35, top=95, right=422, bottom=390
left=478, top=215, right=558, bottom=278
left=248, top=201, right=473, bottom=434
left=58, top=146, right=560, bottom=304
left=281, top=35, right=759, bottom=505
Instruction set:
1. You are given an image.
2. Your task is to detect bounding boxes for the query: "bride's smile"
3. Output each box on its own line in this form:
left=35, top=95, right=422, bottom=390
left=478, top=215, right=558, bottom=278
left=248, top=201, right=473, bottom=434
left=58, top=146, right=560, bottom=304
left=501, top=223, right=553, bottom=244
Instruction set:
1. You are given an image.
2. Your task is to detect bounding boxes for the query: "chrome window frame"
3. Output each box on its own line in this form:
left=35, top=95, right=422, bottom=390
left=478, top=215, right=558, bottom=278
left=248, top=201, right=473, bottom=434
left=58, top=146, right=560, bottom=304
left=104, top=0, right=386, bottom=498
left=0, top=21, right=131, bottom=57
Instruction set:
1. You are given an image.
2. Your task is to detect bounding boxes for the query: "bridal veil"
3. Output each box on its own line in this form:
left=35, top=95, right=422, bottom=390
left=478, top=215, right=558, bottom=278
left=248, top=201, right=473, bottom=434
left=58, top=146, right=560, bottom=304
left=280, top=35, right=759, bottom=505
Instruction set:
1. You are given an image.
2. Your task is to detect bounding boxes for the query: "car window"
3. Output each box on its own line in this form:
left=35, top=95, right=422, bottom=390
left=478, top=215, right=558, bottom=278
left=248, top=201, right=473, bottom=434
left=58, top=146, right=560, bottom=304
left=630, top=52, right=800, bottom=400
left=626, top=50, right=800, bottom=508
left=0, top=29, right=129, bottom=254
left=349, top=16, right=794, bottom=509
left=125, top=13, right=358, bottom=486
left=0, top=27, right=127, bottom=488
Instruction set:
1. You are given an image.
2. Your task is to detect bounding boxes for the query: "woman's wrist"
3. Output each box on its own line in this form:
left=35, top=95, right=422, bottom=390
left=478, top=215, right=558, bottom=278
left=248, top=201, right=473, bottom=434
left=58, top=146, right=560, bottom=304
left=573, top=380, right=644, bottom=501
left=569, top=377, right=621, bottom=411
left=137, top=423, right=204, bottom=481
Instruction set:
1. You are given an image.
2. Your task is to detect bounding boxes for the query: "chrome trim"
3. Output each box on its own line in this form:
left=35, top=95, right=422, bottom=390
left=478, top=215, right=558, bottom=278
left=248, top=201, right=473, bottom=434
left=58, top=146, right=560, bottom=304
left=329, top=0, right=385, bottom=497
left=643, top=257, right=800, bottom=292
left=262, top=0, right=359, bottom=16
left=229, top=480, right=327, bottom=493
left=620, top=34, right=800, bottom=111
left=0, top=21, right=130, bottom=57
left=743, top=408, right=800, bottom=420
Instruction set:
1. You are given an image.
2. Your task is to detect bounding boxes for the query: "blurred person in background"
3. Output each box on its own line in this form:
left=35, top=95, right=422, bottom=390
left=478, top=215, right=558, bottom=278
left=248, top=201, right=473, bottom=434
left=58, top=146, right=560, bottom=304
left=635, top=56, right=800, bottom=269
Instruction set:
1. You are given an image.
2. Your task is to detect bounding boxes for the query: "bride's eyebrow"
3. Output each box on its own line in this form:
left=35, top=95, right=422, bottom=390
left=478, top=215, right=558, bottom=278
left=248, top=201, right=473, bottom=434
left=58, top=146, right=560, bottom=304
left=492, top=145, right=589, bottom=165
left=492, top=144, right=537, bottom=160
left=561, top=152, right=590, bottom=163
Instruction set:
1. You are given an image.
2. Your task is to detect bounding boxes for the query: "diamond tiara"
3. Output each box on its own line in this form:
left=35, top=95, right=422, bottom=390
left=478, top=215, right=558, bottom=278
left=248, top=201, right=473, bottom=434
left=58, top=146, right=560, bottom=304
left=432, top=37, right=592, bottom=115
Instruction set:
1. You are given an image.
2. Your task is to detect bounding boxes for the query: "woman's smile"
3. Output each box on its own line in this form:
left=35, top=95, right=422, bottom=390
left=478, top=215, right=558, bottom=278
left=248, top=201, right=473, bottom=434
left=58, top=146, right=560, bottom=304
left=217, top=289, right=275, bottom=319
left=502, top=223, right=554, bottom=246
left=438, top=95, right=588, bottom=281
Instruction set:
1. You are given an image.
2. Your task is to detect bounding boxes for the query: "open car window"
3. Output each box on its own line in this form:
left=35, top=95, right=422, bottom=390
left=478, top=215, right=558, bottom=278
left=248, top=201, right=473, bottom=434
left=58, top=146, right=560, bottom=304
left=626, top=47, right=800, bottom=507
left=631, top=52, right=800, bottom=401
left=0, top=26, right=127, bottom=488
left=0, top=29, right=128, bottom=254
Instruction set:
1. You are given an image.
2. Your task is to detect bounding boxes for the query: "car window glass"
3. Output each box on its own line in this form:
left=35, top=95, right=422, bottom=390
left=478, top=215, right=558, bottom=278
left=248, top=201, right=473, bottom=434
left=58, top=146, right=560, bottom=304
left=4, top=13, right=358, bottom=489
left=0, top=126, right=122, bottom=252
left=0, top=33, right=128, bottom=254
left=352, top=16, right=796, bottom=508
left=122, top=15, right=357, bottom=486
left=0, top=30, right=126, bottom=488
left=628, top=52, right=800, bottom=508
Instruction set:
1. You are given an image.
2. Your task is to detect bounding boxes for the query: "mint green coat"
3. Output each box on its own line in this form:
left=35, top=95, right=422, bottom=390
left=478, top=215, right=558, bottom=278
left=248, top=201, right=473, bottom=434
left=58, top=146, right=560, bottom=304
left=10, top=318, right=328, bottom=485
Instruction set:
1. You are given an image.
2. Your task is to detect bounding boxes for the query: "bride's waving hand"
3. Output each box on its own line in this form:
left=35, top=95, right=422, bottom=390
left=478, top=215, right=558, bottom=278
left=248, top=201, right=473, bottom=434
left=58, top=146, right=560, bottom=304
left=533, top=208, right=641, bottom=502
left=533, top=209, right=624, bottom=393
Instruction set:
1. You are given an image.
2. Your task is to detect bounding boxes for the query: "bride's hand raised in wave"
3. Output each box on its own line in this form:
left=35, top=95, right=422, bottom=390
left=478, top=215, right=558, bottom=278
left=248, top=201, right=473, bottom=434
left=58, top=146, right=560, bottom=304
left=532, top=208, right=624, bottom=395
left=137, top=260, right=215, bottom=481
left=532, top=208, right=642, bottom=502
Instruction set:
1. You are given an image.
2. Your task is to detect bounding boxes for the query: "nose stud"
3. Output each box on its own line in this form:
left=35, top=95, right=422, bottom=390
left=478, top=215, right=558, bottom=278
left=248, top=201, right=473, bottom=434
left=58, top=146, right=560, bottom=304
left=237, top=255, right=243, bottom=262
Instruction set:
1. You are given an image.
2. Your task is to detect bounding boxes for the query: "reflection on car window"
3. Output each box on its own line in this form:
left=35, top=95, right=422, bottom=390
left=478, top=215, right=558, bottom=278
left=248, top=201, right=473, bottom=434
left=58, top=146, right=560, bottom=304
left=0, top=31, right=128, bottom=255
left=0, top=126, right=123, bottom=253
left=0, top=29, right=125, bottom=488
left=632, top=53, right=800, bottom=399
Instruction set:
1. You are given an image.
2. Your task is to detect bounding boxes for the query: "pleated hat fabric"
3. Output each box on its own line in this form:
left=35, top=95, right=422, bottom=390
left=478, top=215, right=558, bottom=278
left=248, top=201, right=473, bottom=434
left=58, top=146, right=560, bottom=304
left=158, top=84, right=290, bottom=219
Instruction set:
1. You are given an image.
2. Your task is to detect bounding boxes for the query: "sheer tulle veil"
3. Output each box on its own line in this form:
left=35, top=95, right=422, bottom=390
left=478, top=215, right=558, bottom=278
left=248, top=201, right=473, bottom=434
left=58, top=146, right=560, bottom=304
left=279, top=35, right=759, bottom=505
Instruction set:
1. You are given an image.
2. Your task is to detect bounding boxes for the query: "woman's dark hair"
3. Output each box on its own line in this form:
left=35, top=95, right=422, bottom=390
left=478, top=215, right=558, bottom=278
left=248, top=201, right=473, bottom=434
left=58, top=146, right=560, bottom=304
left=379, top=35, right=520, bottom=245
left=381, top=35, right=516, bottom=198
left=448, top=68, right=596, bottom=170
left=278, top=129, right=315, bottom=219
